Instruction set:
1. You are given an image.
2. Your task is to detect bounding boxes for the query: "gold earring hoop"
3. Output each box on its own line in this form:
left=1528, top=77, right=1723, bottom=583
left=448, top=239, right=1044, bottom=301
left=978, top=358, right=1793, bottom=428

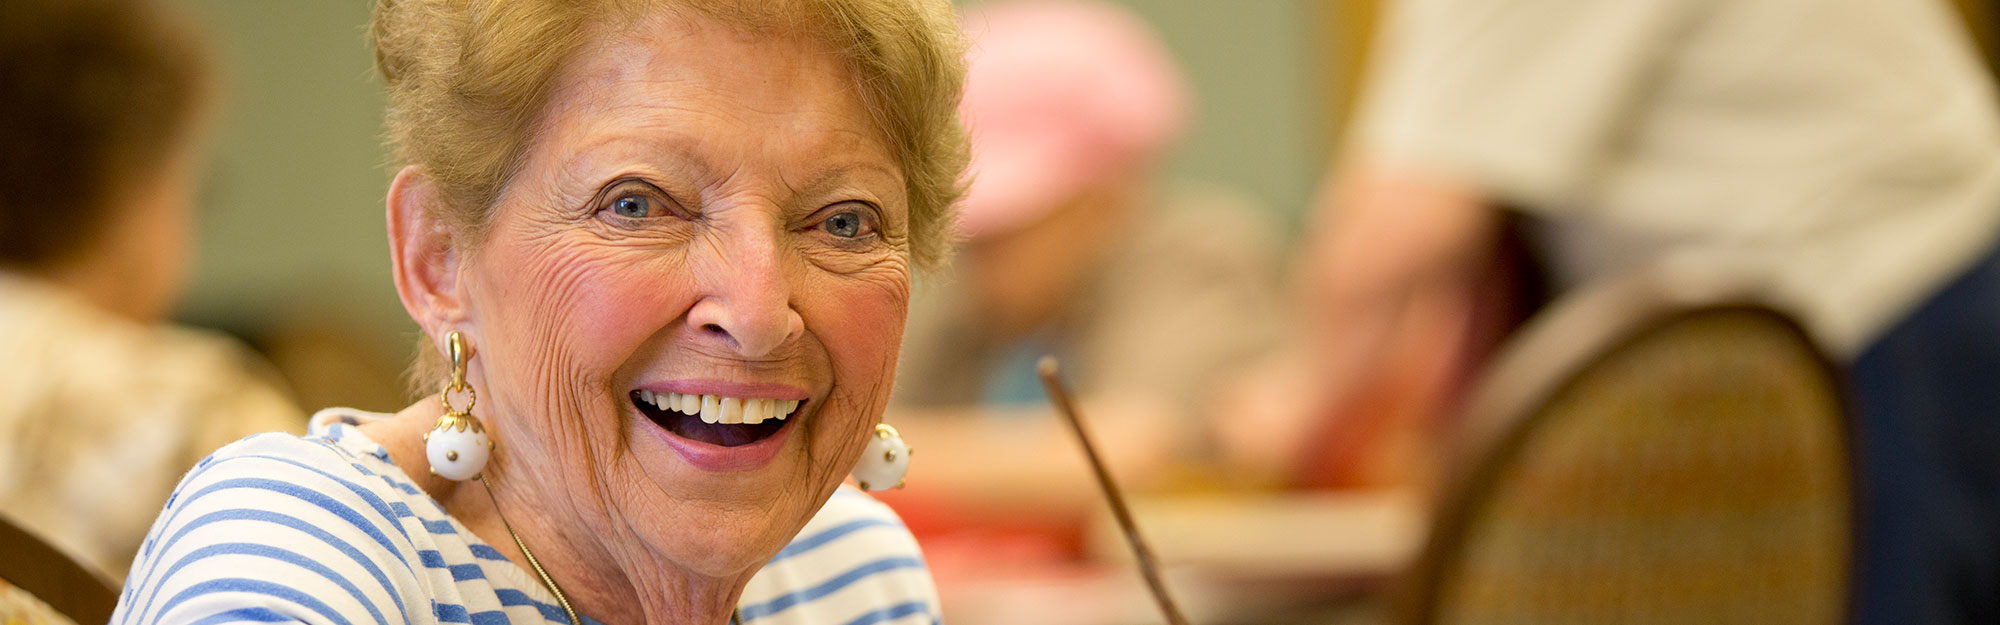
left=440, top=330, right=476, bottom=418
left=425, top=331, right=493, bottom=481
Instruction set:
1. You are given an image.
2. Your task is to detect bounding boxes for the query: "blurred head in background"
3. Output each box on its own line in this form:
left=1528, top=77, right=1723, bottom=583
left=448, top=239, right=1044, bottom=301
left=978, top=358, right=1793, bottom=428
left=954, top=0, right=1190, bottom=337
left=0, top=0, right=308, bottom=582
left=885, top=0, right=1290, bottom=542
left=0, top=0, right=212, bottom=322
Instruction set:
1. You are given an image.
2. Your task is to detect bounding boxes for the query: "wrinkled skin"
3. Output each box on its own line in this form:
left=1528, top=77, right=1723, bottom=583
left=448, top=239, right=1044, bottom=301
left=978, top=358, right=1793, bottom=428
left=377, top=11, right=911, bottom=623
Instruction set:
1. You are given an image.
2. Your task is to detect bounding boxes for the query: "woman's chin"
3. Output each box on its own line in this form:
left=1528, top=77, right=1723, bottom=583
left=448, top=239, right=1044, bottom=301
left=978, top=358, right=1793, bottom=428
left=646, top=513, right=802, bottom=577
left=612, top=395, right=853, bottom=574
left=616, top=420, right=829, bottom=576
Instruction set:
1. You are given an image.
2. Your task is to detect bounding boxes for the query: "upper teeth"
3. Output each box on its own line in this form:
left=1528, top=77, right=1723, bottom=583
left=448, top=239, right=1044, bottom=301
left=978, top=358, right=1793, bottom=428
left=637, top=391, right=801, bottom=425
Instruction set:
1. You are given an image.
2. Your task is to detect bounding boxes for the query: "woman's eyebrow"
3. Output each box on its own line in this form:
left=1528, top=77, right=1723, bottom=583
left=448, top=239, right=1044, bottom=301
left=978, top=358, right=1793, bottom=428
left=790, top=162, right=899, bottom=200
left=550, top=133, right=708, bottom=189
left=557, top=131, right=899, bottom=208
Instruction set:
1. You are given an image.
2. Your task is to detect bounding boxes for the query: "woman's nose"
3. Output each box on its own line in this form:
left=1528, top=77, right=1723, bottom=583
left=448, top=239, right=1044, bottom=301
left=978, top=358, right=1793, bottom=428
left=685, top=227, right=806, bottom=358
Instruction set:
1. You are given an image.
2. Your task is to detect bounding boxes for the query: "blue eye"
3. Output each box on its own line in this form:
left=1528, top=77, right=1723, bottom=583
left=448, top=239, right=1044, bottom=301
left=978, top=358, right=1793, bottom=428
left=611, top=194, right=652, bottom=218
left=825, top=211, right=864, bottom=238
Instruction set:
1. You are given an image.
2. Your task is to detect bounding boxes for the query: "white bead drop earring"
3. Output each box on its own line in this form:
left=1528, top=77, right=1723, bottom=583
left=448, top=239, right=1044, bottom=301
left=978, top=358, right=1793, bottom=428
left=425, top=331, right=493, bottom=481
left=851, top=423, right=910, bottom=491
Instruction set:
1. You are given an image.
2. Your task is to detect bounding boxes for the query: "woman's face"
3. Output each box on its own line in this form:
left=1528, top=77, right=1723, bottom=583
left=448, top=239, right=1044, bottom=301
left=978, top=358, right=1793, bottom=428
left=455, top=13, right=909, bottom=575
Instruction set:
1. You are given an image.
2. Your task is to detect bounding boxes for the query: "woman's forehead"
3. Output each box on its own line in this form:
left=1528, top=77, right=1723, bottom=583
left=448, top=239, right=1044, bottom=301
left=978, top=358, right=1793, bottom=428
left=554, top=10, right=868, bottom=131
left=530, top=12, right=901, bottom=192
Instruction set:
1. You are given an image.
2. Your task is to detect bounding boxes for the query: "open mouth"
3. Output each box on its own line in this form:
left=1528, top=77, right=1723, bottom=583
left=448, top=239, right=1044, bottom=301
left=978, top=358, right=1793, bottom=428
left=632, top=390, right=801, bottom=447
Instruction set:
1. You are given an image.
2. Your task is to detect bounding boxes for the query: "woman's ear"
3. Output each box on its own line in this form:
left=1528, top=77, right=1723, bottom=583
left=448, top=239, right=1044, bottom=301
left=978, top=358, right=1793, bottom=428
left=386, top=165, right=468, bottom=342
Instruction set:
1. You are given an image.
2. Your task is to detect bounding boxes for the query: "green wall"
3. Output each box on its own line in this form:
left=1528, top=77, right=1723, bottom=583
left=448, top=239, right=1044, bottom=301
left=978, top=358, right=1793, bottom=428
left=174, top=0, right=402, bottom=339
left=1106, top=0, right=1331, bottom=228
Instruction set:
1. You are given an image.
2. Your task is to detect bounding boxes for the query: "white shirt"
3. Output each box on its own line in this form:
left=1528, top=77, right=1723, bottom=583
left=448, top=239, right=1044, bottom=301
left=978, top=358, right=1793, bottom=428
left=1356, top=0, right=2000, bottom=355
left=111, top=408, right=942, bottom=625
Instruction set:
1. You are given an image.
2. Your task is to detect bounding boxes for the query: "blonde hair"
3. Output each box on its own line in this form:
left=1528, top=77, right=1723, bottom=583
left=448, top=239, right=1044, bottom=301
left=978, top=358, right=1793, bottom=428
left=373, top=0, right=969, bottom=392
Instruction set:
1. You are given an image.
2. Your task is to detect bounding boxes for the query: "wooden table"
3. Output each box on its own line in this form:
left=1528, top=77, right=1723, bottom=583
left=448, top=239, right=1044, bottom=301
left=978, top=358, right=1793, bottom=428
left=936, top=491, right=1425, bottom=625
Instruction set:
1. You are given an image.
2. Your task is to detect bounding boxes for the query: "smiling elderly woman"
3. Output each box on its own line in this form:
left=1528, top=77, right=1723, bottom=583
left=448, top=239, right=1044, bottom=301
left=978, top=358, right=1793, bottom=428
left=111, top=1, right=966, bottom=624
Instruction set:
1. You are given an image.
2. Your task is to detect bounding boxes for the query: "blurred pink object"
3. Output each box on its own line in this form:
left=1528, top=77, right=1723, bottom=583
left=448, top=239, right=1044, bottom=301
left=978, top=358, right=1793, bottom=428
left=956, top=0, right=1191, bottom=239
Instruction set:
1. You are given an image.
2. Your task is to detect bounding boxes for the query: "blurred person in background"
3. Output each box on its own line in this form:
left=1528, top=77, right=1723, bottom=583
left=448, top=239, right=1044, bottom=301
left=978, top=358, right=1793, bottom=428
left=1247, top=0, right=2000, bottom=622
left=885, top=0, right=1286, bottom=555
left=0, top=0, right=303, bottom=578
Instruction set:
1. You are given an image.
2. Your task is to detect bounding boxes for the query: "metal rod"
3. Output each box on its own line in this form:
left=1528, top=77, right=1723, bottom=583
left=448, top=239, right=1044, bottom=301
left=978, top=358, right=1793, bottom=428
left=1037, top=356, right=1192, bottom=625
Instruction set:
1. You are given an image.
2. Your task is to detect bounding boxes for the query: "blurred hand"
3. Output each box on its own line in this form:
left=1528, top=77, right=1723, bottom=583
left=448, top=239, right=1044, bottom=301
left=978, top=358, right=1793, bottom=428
left=1245, top=158, right=1494, bottom=490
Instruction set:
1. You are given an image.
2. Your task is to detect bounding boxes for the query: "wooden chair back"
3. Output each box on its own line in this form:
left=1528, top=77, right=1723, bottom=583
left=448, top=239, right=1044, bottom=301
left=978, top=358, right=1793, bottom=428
left=0, top=513, right=118, bottom=625
left=1401, top=264, right=1854, bottom=625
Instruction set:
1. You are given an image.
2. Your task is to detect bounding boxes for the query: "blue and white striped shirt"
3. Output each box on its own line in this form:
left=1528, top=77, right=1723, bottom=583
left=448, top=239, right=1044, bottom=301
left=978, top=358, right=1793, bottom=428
left=111, top=408, right=942, bottom=625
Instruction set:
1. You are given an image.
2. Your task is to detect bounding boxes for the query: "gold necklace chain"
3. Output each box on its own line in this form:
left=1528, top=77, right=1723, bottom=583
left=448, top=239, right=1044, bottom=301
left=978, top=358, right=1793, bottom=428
left=481, top=478, right=583, bottom=625
left=477, top=478, right=743, bottom=625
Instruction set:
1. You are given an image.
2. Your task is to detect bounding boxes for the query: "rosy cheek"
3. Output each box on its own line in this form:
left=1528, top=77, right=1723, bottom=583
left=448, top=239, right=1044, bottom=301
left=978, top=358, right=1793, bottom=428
left=813, top=280, right=909, bottom=396
left=480, top=240, right=694, bottom=387
left=566, top=268, right=694, bottom=365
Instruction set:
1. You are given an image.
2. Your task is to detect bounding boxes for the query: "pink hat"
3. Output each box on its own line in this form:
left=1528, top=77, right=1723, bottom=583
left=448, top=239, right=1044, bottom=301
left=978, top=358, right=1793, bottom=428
left=955, top=0, right=1192, bottom=239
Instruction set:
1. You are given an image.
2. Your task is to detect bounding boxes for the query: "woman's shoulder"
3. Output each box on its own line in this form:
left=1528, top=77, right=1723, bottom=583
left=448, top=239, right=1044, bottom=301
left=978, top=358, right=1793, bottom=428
left=159, top=417, right=417, bottom=514
left=779, top=486, right=928, bottom=564
left=110, top=426, right=432, bottom=625
left=150, top=427, right=405, bottom=523
left=738, top=486, right=941, bottom=625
